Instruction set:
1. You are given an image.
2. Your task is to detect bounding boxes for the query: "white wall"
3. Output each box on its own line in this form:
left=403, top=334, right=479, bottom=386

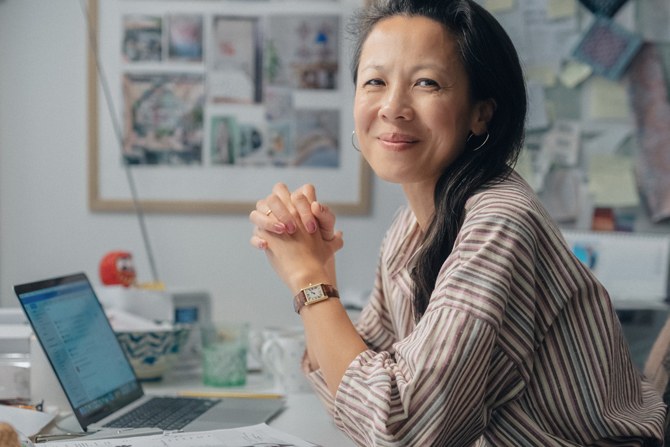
left=0, top=0, right=408, bottom=328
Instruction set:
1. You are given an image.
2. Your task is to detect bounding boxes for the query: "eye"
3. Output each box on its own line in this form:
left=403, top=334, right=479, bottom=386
left=416, top=78, right=439, bottom=88
left=363, top=78, right=385, bottom=87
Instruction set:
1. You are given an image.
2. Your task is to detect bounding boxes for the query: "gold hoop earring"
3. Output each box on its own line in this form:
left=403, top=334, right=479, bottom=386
left=351, top=130, right=361, bottom=153
left=467, top=131, right=489, bottom=151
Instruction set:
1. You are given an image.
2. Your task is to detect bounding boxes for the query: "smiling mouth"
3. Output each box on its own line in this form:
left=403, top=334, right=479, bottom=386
left=377, top=133, right=420, bottom=150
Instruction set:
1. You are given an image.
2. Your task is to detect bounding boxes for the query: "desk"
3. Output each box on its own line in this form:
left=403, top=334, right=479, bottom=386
left=47, top=372, right=356, bottom=447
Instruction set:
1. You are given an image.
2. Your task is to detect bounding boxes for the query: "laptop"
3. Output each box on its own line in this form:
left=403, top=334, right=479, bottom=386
left=14, top=273, right=284, bottom=433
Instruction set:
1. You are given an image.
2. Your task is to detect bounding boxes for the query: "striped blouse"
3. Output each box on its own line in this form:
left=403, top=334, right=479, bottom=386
left=302, top=172, right=666, bottom=446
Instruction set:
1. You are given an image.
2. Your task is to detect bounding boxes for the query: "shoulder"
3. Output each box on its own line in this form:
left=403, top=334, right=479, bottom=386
left=465, top=171, right=546, bottom=221
left=457, top=171, right=559, bottom=252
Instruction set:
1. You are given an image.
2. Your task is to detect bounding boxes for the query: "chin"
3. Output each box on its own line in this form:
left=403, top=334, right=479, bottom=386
left=368, top=165, right=417, bottom=185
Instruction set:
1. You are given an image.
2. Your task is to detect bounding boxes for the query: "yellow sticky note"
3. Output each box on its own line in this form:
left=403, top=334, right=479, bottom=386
left=588, top=77, right=629, bottom=119
left=485, top=0, right=514, bottom=12
left=526, top=65, right=557, bottom=87
left=559, top=61, right=592, bottom=88
left=588, top=154, right=640, bottom=207
left=547, top=0, right=576, bottom=19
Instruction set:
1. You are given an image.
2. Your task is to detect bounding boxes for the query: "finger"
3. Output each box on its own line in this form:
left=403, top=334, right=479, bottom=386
left=292, top=190, right=317, bottom=233
left=255, top=199, right=279, bottom=220
left=296, top=184, right=317, bottom=203
left=311, top=201, right=337, bottom=241
left=255, top=199, right=286, bottom=233
left=266, top=196, right=296, bottom=235
left=250, top=235, right=268, bottom=250
left=326, top=230, right=344, bottom=253
left=273, top=183, right=293, bottom=207
left=250, top=209, right=286, bottom=234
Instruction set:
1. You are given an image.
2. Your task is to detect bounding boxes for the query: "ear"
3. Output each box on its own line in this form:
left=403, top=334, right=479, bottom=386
left=470, top=98, right=497, bottom=136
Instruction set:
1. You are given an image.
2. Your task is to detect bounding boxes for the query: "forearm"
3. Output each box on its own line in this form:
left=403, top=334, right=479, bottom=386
left=305, top=338, right=320, bottom=371
left=300, top=298, right=368, bottom=396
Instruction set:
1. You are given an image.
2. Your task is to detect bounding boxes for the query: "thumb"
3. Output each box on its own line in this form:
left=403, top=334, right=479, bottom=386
left=312, top=201, right=337, bottom=241
left=326, top=230, right=344, bottom=253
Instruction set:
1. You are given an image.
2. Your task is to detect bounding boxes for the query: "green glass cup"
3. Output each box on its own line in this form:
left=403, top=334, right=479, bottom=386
left=201, top=322, right=249, bottom=387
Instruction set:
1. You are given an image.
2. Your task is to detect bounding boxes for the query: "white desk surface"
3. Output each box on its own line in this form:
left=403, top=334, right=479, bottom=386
left=46, top=372, right=356, bottom=447
left=143, top=372, right=356, bottom=447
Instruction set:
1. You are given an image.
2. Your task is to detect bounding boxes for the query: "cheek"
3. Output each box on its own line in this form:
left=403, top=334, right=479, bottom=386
left=353, top=96, right=375, bottom=134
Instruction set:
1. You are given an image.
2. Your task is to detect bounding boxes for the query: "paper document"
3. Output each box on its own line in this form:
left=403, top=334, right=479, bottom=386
left=543, top=119, right=581, bottom=167
left=588, top=154, right=639, bottom=207
left=485, top=0, right=514, bottom=12
left=547, top=0, right=576, bottom=19
left=526, top=65, right=556, bottom=87
left=48, top=424, right=317, bottom=447
left=0, top=404, right=55, bottom=437
left=587, top=77, right=629, bottom=119
left=526, top=81, right=549, bottom=130
left=559, top=61, right=592, bottom=88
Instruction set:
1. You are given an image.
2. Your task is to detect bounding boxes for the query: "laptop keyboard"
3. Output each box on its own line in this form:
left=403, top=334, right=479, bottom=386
left=103, top=397, right=219, bottom=430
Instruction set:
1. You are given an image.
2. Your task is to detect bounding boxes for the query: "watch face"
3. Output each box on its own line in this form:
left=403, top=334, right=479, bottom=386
left=305, top=285, right=325, bottom=302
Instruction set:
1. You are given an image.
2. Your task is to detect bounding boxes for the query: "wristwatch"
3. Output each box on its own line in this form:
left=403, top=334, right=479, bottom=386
left=293, top=283, right=339, bottom=314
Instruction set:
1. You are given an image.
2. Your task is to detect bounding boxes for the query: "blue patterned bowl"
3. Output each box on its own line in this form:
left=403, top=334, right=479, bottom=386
left=115, top=328, right=190, bottom=381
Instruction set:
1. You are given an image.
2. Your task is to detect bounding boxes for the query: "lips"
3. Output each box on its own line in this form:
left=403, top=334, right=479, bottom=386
left=377, top=132, right=420, bottom=151
left=378, top=132, right=419, bottom=143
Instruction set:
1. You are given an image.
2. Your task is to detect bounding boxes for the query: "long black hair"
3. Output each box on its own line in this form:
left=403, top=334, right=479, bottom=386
left=351, top=0, right=527, bottom=323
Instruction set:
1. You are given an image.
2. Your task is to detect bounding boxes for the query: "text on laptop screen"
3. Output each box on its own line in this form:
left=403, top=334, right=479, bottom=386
left=18, top=279, right=138, bottom=415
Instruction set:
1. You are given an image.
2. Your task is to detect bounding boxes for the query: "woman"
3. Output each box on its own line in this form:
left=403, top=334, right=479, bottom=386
left=250, top=0, right=666, bottom=445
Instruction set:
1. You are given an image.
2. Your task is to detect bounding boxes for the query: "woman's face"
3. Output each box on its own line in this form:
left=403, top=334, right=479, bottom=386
left=354, top=16, right=489, bottom=187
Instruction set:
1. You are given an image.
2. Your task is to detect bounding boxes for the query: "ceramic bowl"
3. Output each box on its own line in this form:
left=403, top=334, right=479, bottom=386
left=115, top=327, right=190, bottom=381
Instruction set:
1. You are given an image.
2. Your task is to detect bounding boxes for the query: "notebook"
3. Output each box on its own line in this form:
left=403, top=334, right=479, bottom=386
left=14, top=273, right=284, bottom=433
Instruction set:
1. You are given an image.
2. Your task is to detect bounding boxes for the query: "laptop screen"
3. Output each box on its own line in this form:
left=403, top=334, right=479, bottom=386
left=15, top=273, right=143, bottom=429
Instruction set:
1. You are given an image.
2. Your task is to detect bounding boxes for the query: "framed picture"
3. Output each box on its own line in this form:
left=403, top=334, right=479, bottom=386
left=87, top=0, right=370, bottom=214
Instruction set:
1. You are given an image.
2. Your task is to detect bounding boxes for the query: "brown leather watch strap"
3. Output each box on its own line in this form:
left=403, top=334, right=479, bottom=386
left=293, top=284, right=339, bottom=314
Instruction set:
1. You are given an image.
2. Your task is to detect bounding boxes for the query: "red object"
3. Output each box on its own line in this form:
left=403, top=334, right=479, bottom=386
left=592, top=208, right=616, bottom=232
left=100, top=251, right=136, bottom=287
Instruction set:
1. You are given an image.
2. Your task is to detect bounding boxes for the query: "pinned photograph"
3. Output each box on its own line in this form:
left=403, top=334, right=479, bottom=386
left=210, top=116, right=238, bottom=165
left=211, top=116, right=266, bottom=166
left=210, top=16, right=262, bottom=104
left=293, top=109, right=339, bottom=167
left=168, top=14, right=203, bottom=62
left=122, top=15, right=162, bottom=63
left=122, top=73, right=204, bottom=165
left=264, top=87, right=292, bottom=122
left=264, top=15, right=339, bottom=90
left=573, top=16, right=641, bottom=80
left=267, top=121, right=294, bottom=166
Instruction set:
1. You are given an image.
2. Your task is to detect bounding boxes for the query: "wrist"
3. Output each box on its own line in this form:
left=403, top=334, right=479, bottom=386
left=288, top=270, right=333, bottom=296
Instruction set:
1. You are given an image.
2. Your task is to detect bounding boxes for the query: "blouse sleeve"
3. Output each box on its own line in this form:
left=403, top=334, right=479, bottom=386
left=330, top=210, right=537, bottom=446
left=302, top=234, right=398, bottom=416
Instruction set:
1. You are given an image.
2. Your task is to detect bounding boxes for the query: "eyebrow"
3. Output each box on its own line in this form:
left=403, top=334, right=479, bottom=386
left=360, top=62, right=451, bottom=75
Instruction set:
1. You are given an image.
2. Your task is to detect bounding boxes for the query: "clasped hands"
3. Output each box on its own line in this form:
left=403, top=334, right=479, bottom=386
left=249, top=183, right=343, bottom=296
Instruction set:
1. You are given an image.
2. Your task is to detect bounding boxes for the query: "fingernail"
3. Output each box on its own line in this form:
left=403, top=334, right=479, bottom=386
left=274, top=223, right=285, bottom=233
left=319, top=204, right=324, bottom=212
left=307, top=221, right=316, bottom=233
left=286, top=222, right=296, bottom=234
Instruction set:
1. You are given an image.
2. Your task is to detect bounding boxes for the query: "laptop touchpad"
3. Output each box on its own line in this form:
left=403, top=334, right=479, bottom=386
left=185, top=399, right=285, bottom=431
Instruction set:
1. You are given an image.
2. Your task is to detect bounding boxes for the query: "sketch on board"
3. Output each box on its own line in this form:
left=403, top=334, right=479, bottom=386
left=122, top=15, right=162, bottom=62
left=168, top=14, right=203, bottom=62
left=210, top=116, right=266, bottom=166
left=264, top=15, right=339, bottom=90
left=122, top=73, right=205, bottom=165
left=210, top=16, right=261, bottom=103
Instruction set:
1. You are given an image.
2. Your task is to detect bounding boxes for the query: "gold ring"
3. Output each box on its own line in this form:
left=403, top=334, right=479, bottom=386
left=266, top=209, right=273, bottom=216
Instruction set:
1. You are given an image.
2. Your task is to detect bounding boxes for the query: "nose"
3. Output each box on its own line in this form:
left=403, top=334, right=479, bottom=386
left=379, top=86, right=414, bottom=121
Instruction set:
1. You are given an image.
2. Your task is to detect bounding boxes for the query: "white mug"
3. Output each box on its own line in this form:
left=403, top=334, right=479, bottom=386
left=261, top=330, right=312, bottom=393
